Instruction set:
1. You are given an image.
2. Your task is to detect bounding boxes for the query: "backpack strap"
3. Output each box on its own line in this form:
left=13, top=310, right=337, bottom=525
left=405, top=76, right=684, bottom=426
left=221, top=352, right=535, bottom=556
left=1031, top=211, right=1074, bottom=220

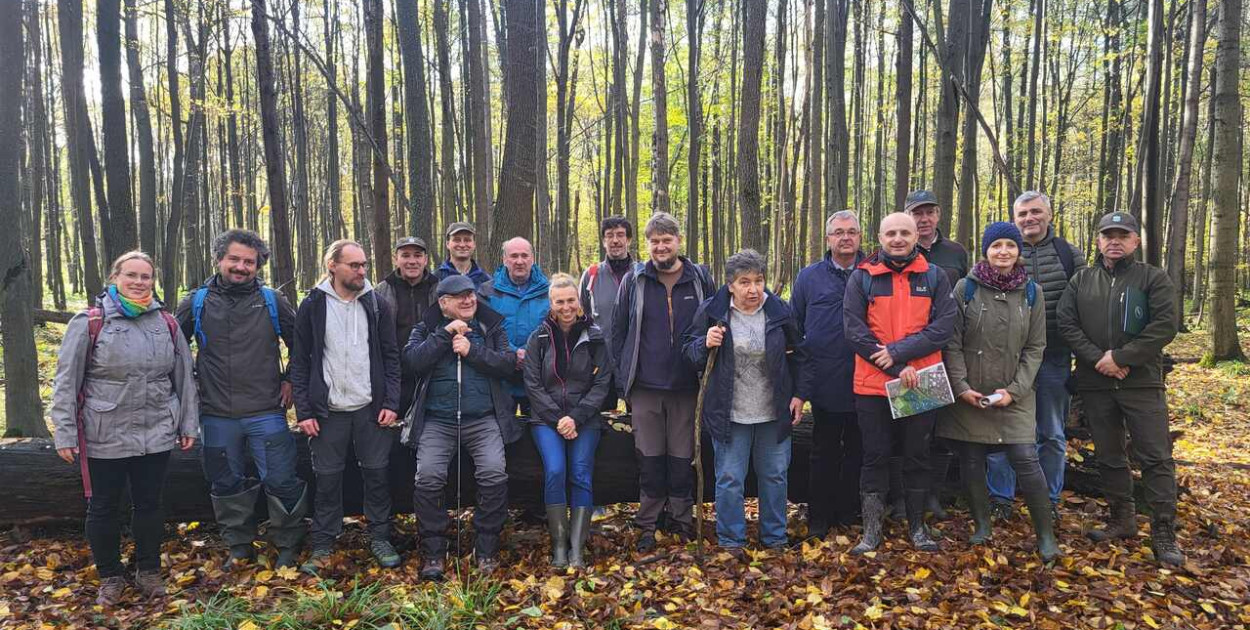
left=963, top=277, right=1038, bottom=307
left=261, top=287, right=282, bottom=337
left=1026, top=280, right=1038, bottom=307
left=1054, top=238, right=1076, bottom=278
left=75, top=307, right=106, bottom=500
left=190, top=287, right=210, bottom=347
left=859, top=270, right=874, bottom=303
left=962, top=277, right=979, bottom=304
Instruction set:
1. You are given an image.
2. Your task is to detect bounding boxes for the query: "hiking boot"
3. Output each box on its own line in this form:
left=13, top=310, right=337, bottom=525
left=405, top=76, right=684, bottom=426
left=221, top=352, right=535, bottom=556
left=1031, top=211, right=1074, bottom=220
left=1151, top=518, right=1185, bottom=567
left=546, top=504, right=570, bottom=568
left=476, top=554, right=499, bottom=573
left=850, top=493, right=886, bottom=555
left=226, top=544, right=255, bottom=568
left=990, top=499, right=1015, bottom=522
left=635, top=531, right=657, bottom=554
left=300, top=547, right=333, bottom=575
left=906, top=490, right=941, bottom=552
left=419, top=556, right=446, bottom=582
left=133, top=570, right=166, bottom=599
left=371, top=539, right=401, bottom=568
left=96, top=576, right=127, bottom=606
left=1087, top=501, right=1138, bottom=543
left=568, top=507, right=593, bottom=569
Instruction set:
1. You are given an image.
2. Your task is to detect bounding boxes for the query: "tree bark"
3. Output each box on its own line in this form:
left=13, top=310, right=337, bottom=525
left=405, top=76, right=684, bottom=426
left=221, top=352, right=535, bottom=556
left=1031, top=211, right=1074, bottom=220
left=364, top=0, right=390, bottom=274
left=1136, top=0, right=1165, bottom=266
left=650, top=0, right=670, bottom=216
left=1207, top=0, right=1244, bottom=361
left=737, top=0, right=767, bottom=254
left=826, top=0, right=848, bottom=214
left=932, top=0, right=969, bottom=232
left=123, top=0, right=158, bottom=258
left=1165, top=0, right=1207, bottom=305
left=0, top=0, right=45, bottom=438
left=396, top=0, right=435, bottom=243
left=96, top=0, right=137, bottom=260
left=492, top=0, right=539, bottom=248
left=956, top=0, right=993, bottom=248
left=894, top=2, right=912, bottom=213
left=687, top=0, right=704, bottom=262
left=24, top=0, right=46, bottom=310
left=466, top=0, right=492, bottom=248
left=434, top=0, right=459, bottom=229
left=251, top=0, right=297, bottom=305
left=807, top=0, right=824, bottom=258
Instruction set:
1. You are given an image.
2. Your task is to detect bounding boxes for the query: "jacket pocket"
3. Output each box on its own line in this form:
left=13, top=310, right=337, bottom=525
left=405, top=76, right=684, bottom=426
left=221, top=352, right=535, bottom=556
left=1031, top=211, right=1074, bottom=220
left=82, top=381, right=123, bottom=443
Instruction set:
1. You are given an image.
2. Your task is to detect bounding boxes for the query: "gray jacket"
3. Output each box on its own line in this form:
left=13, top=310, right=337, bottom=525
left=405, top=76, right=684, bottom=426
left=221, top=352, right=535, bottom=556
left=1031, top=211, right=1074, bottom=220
left=1020, top=228, right=1085, bottom=354
left=578, top=259, right=641, bottom=359
left=938, top=274, right=1047, bottom=445
left=50, top=297, right=199, bottom=457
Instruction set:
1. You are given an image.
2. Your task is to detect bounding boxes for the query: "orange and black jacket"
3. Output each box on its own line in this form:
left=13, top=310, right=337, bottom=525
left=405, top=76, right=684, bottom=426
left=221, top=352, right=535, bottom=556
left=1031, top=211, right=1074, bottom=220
left=843, top=250, right=957, bottom=397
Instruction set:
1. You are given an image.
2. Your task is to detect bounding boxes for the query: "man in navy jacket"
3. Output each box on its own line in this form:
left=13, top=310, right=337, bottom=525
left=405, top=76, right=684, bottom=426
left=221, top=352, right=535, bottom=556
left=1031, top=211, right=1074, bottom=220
left=790, top=210, right=866, bottom=538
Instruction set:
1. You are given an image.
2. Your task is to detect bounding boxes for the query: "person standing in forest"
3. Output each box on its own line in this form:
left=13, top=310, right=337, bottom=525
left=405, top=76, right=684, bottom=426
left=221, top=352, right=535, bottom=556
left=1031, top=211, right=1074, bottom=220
left=579, top=216, right=642, bottom=410
left=175, top=230, right=306, bottom=570
left=986, top=192, right=1085, bottom=524
left=490, top=237, right=550, bottom=414
left=435, top=222, right=494, bottom=295
left=50, top=252, right=198, bottom=605
left=290, top=240, right=403, bottom=573
left=611, top=212, right=716, bottom=553
left=844, top=213, right=957, bottom=555
left=1057, top=212, right=1184, bottom=567
left=376, top=236, right=439, bottom=414
left=790, top=210, right=866, bottom=539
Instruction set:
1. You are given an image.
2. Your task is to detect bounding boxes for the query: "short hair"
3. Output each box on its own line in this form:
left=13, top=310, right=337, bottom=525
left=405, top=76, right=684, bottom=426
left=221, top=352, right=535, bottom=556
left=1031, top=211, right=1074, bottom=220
left=600, top=216, right=633, bottom=239
left=500, top=237, right=535, bottom=259
left=323, top=239, right=363, bottom=269
left=825, top=210, right=860, bottom=233
left=548, top=272, right=578, bottom=295
left=724, top=249, right=767, bottom=283
left=107, top=250, right=157, bottom=283
left=212, top=229, right=271, bottom=265
left=644, top=212, right=681, bottom=239
left=1014, top=190, right=1052, bottom=212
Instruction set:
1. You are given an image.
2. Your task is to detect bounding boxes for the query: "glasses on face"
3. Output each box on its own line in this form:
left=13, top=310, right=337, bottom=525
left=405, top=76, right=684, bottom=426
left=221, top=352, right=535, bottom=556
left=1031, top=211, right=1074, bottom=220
left=342, top=262, right=369, bottom=272
left=827, top=229, right=860, bottom=238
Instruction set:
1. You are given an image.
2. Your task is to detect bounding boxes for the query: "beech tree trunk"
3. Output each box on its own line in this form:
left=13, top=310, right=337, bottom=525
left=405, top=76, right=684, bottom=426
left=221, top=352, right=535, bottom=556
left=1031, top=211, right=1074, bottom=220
left=396, top=0, right=435, bottom=243
left=251, top=0, right=297, bottom=305
left=651, top=0, right=670, bottom=216
left=492, top=0, right=539, bottom=249
left=1165, top=0, right=1207, bottom=304
left=737, top=0, right=767, bottom=254
left=124, top=0, right=158, bottom=258
left=97, top=0, right=137, bottom=260
left=1208, top=0, right=1244, bottom=361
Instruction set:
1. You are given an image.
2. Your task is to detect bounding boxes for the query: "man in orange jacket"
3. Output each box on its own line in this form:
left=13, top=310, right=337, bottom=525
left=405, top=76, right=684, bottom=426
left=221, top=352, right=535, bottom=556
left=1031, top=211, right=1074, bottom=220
left=843, top=212, right=957, bottom=554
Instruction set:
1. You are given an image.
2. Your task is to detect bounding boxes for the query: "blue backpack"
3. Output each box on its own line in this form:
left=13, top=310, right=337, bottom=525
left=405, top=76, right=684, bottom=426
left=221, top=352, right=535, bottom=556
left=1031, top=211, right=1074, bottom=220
left=191, top=286, right=282, bottom=347
left=961, top=277, right=1038, bottom=307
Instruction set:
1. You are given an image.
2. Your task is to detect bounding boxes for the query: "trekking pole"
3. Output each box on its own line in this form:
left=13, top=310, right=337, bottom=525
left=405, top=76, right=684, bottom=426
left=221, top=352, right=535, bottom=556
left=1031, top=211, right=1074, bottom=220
left=692, top=323, right=724, bottom=563
left=455, top=351, right=464, bottom=578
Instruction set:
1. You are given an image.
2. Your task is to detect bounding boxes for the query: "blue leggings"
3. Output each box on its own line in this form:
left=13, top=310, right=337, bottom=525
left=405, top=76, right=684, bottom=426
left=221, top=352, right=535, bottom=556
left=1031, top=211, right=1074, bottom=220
left=530, top=422, right=601, bottom=507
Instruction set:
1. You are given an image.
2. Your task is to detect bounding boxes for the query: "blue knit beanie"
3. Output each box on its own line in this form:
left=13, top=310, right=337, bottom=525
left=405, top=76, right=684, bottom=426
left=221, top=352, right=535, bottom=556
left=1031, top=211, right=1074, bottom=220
left=981, top=221, right=1023, bottom=257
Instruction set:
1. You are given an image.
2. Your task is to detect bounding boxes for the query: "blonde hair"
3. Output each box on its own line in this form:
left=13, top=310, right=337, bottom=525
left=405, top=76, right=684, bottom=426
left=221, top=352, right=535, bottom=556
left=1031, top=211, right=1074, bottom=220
left=548, top=272, right=578, bottom=296
left=322, top=239, right=364, bottom=280
left=107, top=251, right=157, bottom=283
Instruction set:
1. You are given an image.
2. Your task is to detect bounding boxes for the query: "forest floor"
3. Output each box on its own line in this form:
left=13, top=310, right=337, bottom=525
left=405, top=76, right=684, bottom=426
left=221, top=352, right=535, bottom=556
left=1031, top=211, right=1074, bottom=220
left=1, top=319, right=1249, bottom=629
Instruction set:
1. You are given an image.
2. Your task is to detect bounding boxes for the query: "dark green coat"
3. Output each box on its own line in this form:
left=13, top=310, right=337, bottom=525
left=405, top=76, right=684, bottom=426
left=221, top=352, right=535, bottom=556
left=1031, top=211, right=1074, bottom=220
left=1056, top=255, right=1177, bottom=391
left=938, top=273, right=1047, bottom=444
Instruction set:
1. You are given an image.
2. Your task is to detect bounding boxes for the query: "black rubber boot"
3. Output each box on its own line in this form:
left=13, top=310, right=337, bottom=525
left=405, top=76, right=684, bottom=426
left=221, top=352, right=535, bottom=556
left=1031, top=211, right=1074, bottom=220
left=906, top=490, right=940, bottom=552
left=211, top=483, right=261, bottom=568
left=964, top=471, right=993, bottom=545
left=887, top=457, right=906, bottom=521
left=568, top=507, right=593, bottom=569
left=546, top=505, right=570, bottom=568
left=1023, top=486, right=1061, bottom=562
left=850, top=493, right=886, bottom=555
left=1150, top=517, right=1185, bottom=567
left=267, top=485, right=308, bottom=569
left=927, top=450, right=952, bottom=521
left=1087, top=501, right=1138, bottom=543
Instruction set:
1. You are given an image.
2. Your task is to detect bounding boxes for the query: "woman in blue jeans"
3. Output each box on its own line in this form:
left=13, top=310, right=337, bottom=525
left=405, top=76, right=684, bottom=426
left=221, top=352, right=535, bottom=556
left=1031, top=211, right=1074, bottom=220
left=683, top=250, right=805, bottom=552
left=522, top=273, right=613, bottom=568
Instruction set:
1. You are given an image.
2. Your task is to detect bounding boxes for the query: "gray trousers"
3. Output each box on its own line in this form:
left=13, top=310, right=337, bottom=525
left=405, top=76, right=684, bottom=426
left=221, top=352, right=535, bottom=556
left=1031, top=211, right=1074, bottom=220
left=1082, top=388, right=1178, bottom=521
left=308, top=406, right=396, bottom=547
left=629, top=387, right=698, bottom=532
left=413, top=418, right=509, bottom=557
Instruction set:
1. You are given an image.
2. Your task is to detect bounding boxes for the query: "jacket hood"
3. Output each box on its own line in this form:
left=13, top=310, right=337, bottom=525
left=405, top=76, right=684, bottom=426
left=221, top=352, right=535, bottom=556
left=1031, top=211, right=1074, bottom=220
left=540, top=313, right=604, bottom=343
left=702, top=285, right=791, bottom=324
left=437, top=258, right=492, bottom=282
left=315, top=277, right=374, bottom=302
left=492, top=263, right=550, bottom=298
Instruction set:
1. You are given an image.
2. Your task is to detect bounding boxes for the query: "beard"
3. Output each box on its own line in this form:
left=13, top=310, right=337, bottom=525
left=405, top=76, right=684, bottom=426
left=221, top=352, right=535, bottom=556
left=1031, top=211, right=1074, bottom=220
left=654, top=256, right=677, bottom=271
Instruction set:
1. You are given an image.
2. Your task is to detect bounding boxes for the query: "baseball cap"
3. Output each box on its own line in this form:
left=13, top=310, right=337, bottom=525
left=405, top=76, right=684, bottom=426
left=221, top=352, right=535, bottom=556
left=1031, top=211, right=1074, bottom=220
left=393, top=236, right=428, bottom=252
left=903, top=190, right=940, bottom=213
left=1097, top=212, right=1139, bottom=235
left=437, top=275, right=477, bottom=297
left=445, top=222, right=477, bottom=238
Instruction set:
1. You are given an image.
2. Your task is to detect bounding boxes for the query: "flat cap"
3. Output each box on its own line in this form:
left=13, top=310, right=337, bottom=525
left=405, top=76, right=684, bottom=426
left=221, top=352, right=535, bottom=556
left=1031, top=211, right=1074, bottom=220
left=437, top=275, right=477, bottom=297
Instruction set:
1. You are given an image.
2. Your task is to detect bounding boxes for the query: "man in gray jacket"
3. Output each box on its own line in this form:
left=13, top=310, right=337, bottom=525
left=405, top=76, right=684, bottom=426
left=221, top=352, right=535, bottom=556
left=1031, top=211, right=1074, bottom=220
left=579, top=216, right=640, bottom=411
left=175, top=229, right=306, bottom=569
left=987, top=192, right=1085, bottom=523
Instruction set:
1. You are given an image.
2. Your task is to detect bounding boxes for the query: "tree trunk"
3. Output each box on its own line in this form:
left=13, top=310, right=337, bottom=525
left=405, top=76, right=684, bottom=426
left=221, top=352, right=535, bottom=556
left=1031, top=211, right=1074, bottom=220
left=737, top=0, right=767, bottom=254
left=1165, top=0, right=1206, bottom=305
left=0, top=0, right=45, bottom=438
left=1207, top=0, right=1244, bottom=361
left=932, top=0, right=969, bottom=231
left=396, top=0, right=435, bottom=243
left=364, top=0, right=390, bottom=274
left=894, top=2, right=912, bottom=212
left=1191, top=64, right=1217, bottom=320
left=492, top=0, right=539, bottom=249
left=956, top=0, right=993, bottom=248
left=1024, top=0, right=1044, bottom=188
left=1135, top=0, right=1165, bottom=266
left=807, top=0, right=824, bottom=258
left=96, top=0, right=137, bottom=260
left=555, top=0, right=585, bottom=270
left=251, top=0, right=297, bottom=305
left=687, top=0, right=704, bottom=261
left=434, top=0, right=459, bottom=229
left=650, top=0, right=670, bottom=216
left=466, top=0, right=492, bottom=249
left=826, top=0, right=848, bottom=214
left=223, top=4, right=245, bottom=229
left=24, top=0, right=46, bottom=310
left=123, top=0, right=157, bottom=259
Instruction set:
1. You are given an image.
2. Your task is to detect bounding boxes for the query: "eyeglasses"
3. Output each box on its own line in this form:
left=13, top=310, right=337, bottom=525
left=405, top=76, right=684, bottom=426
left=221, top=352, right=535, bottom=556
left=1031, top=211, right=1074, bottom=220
left=827, top=229, right=860, bottom=238
left=342, top=262, right=369, bottom=271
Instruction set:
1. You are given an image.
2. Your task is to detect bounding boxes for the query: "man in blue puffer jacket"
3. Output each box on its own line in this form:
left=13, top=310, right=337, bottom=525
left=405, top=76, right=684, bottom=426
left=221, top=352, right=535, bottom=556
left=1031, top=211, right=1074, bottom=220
left=491, top=237, right=551, bottom=412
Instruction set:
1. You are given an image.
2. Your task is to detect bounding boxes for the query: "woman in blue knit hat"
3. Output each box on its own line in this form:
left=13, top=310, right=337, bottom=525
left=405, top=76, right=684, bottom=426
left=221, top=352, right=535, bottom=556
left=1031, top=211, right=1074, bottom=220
left=938, top=221, right=1060, bottom=562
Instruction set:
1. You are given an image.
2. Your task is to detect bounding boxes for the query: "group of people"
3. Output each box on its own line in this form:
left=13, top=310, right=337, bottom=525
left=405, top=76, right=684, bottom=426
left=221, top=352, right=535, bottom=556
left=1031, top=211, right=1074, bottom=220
left=50, top=190, right=1185, bottom=606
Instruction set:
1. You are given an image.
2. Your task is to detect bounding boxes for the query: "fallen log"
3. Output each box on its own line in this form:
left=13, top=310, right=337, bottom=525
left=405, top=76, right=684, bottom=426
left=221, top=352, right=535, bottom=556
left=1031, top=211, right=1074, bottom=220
left=0, top=414, right=1110, bottom=527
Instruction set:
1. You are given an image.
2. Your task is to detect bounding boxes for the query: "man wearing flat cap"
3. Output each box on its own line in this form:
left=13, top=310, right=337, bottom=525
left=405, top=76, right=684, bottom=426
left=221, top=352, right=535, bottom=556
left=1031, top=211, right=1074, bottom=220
left=436, top=222, right=494, bottom=295
left=400, top=275, right=521, bottom=580
left=377, top=236, right=440, bottom=414
left=1057, top=211, right=1183, bottom=567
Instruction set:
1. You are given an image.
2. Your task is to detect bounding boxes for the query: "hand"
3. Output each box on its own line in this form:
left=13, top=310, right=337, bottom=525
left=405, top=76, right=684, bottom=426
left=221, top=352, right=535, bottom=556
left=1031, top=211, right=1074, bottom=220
left=280, top=381, right=294, bottom=409
left=516, top=348, right=527, bottom=367
left=899, top=366, right=919, bottom=390
left=991, top=389, right=1014, bottom=408
left=57, top=447, right=78, bottom=464
left=870, top=345, right=894, bottom=370
left=179, top=436, right=196, bottom=451
left=1095, top=351, right=1124, bottom=377
left=959, top=390, right=985, bottom=407
left=298, top=418, right=321, bottom=437
left=377, top=409, right=398, bottom=427
left=1112, top=366, right=1131, bottom=380
left=451, top=334, right=471, bottom=357
left=557, top=416, right=578, bottom=439
left=789, top=398, right=804, bottom=426
left=706, top=325, right=725, bottom=349
left=444, top=319, right=470, bottom=336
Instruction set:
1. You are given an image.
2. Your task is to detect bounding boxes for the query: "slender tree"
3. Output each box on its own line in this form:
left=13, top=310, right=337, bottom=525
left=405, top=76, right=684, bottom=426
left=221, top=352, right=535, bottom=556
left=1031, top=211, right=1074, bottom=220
left=124, top=0, right=158, bottom=258
left=651, top=0, right=670, bottom=215
left=894, top=2, right=912, bottom=211
left=493, top=0, right=539, bottom=250
left=738, top=0, right=767, bottom=253
left=396, top=0, right=434, bottom=242
left=1207, top=0, right=1244, bottom=361
left=363, top=0, right=390, bottom=273
left=58, top=0, right=102, bottom=296
left=97, top=0, right=137, bottom=259
left=932, top=0, right=969, bottom=233
left=1165, top=0, right=1206, bottom=300
left=251, top=0, right=297, bottom=303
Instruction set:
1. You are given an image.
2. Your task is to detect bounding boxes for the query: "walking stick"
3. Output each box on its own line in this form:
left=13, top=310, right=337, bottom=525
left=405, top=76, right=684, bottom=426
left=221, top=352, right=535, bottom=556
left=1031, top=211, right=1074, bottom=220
left=455, top=353, right=464, bottom=578
left=692, top=323, right=725, bottom=562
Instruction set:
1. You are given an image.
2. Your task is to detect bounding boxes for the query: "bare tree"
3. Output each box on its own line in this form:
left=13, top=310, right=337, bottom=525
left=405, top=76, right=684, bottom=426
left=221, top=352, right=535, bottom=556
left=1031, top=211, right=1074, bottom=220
left=59, top=0, right=102, bottom=296
left=251, top=0, right=297, bottom=303
left=363, top=0, right=390, bottom=273
left=97, top=0, right=137, bottom=259
left=894, top=2, right=912, bottom=211
left=124, top=0, right=158, bottom=257
left=396, top=0, right=435, bottom=242
left=651, top=0, right=670, bottom=215
left=932, top=0, right=969, bottom=233
left=492, top=0, right=539, bottom=251
left=738, top=0, right=767, bottom=254
left=1207, top=0, right=1244, bottom=361
left=1165, top=0, right=1206, bottom=301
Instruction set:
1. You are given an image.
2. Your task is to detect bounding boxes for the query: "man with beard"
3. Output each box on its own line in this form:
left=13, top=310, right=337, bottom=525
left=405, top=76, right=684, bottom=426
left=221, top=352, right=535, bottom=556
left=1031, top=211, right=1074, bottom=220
left=611, top=212, right=716, bottom=553
left=176, top=229, right=306, bottom=568
left=376, top=237, right=440, bottom=414
left=290, top=240, right=402, bottom=572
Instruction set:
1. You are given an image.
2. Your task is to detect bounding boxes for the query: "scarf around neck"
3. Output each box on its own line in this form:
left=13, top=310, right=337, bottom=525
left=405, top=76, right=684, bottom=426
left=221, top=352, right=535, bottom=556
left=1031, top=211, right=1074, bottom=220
left=107, top=285, right=153, bottom=318
left=971, top=260, right=1029, bottom=292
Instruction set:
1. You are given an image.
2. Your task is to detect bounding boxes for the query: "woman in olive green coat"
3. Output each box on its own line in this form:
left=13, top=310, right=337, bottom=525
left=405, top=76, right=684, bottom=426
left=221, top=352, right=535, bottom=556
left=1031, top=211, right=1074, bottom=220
left=939, top=222, right=1059, bottom=562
